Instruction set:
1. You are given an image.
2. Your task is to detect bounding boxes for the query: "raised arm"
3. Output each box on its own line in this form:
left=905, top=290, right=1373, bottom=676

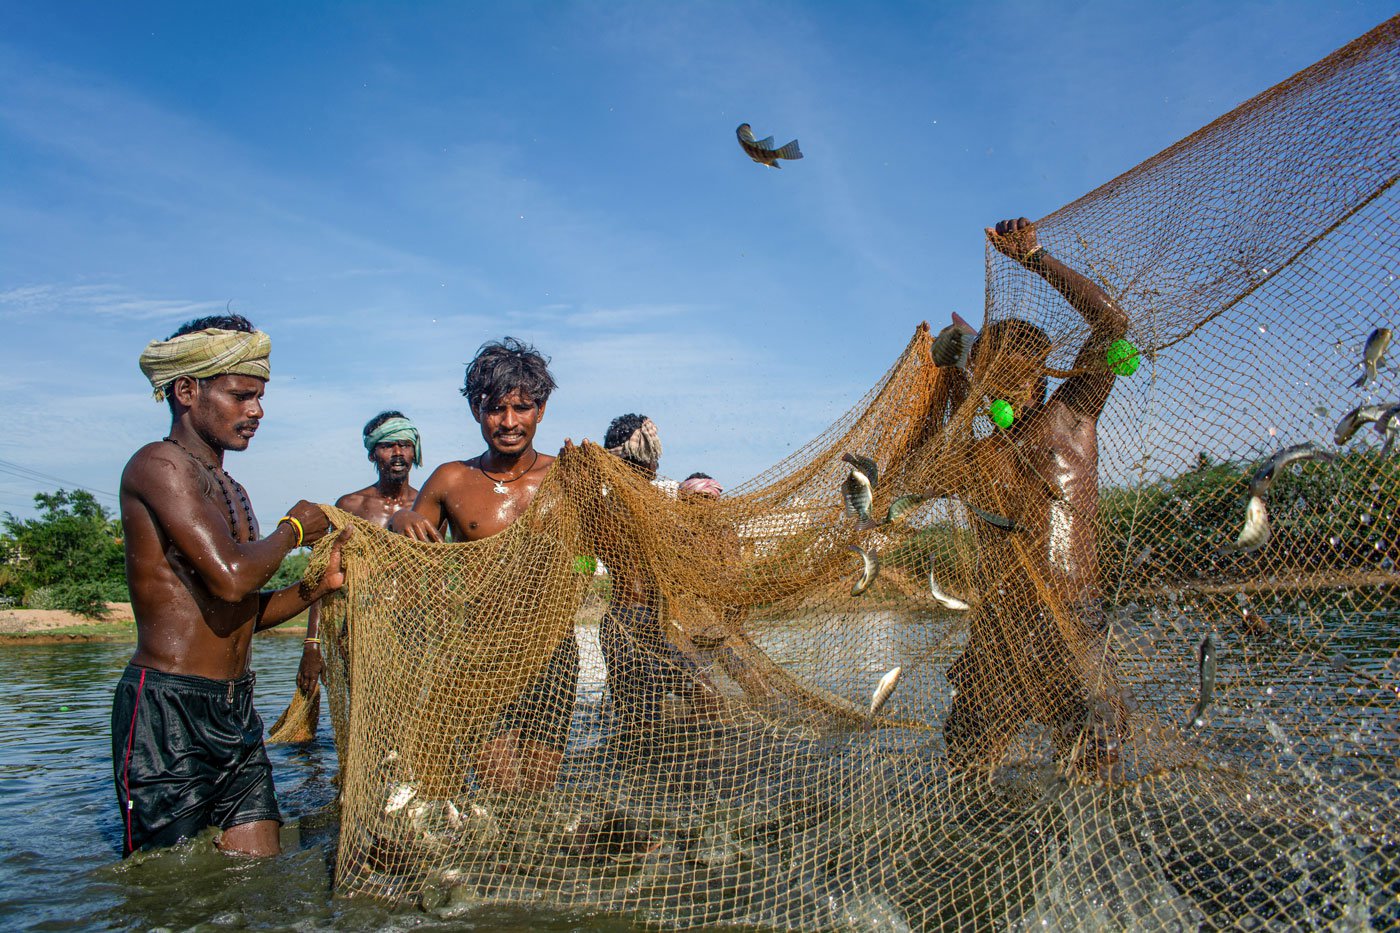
left=122, top=443, right=332, bottom=604
left=986, top=217, right=1129, bottom=418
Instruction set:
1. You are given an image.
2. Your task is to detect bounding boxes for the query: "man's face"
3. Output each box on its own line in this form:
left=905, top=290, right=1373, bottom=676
left=473, top=388, right=545, bottom=457
left=970, top=341, right=1049, bottom=420
left=371, top=440, right=414, bottom=481
left=180, top=373, right=266, bottom=452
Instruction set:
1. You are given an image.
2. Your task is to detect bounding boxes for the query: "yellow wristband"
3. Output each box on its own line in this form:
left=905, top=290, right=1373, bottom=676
left=303, top=637, right=320, bottom=646
left=278, top=515, right=305, bottom=548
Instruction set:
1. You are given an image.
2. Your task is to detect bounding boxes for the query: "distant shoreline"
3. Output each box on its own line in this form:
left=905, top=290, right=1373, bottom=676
left=0, top=604, right=307, bottom=646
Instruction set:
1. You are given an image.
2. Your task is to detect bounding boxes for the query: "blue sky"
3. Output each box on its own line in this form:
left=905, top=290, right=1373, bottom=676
left=0, top=1, right=1393, bottom=520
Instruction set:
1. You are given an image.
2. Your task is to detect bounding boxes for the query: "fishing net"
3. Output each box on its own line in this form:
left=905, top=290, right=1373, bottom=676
left=304, top=16, right=1399, bottom=929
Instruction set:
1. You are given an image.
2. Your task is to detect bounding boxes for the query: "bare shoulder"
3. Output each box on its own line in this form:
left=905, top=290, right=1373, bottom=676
left=423, top=459, right=475, bottom=490
left=122, top=441, right=201, bottom=497
left=335, top=484, right=379, bottom=510
left=533, top=451, right=557, bottom=472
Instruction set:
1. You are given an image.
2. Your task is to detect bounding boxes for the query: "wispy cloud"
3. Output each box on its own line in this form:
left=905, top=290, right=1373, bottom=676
left=0, top=283, right=229, bottom=322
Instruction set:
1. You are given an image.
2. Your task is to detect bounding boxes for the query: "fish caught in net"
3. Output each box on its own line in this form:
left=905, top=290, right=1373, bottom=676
left=302, top=16, right=1400, bottom=929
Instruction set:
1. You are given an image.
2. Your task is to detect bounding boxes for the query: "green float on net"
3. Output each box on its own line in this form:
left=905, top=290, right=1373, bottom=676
left=989, top=399, right=1015, bottom=430
left=572, top=554, right=598, bottom=575
left=1106, top=338, right=1141, bottom=376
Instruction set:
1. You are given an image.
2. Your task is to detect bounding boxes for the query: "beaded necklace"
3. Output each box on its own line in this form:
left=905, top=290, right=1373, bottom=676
left=163, top=437, right=258, bottom=542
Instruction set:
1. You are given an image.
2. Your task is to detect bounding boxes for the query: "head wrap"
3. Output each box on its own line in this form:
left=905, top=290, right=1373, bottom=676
left=138, top=328, right=272, bottom=401
left=679, top=476, right=723, bottom=498
left=364, top=416, right=423, bottom=467
left=606, top=417, right=662, bottom=467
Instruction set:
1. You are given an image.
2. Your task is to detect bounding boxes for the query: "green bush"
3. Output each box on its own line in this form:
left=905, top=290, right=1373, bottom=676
left=267, top=550, right=310, bottom=590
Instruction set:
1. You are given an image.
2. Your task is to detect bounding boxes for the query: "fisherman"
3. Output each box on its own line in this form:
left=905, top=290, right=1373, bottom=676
left=296, top=410, right=422, bottom=697
left=115, top=314, right=347, bottom=857
left=389, top=338, right=576, bottom=792
left=937, top=217, right=1131, bottom=778
left=596, top=415, right=721, bottom=742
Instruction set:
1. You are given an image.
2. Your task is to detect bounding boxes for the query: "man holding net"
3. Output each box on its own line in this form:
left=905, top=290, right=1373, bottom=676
left=115, top=315, right=347, bottom=857
left=595, top=416, right=722, bottom=745
left=389, top=338, right=577, bottom=792
left=939, top=217, right=1131, bottom=778
left=295, top=410, right=422, bottom=698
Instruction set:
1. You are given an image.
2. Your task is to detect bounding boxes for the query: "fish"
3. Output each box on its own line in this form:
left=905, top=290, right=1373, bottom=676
left=1352, top=327, right=1391, bottom=388
left=849, top=545, right=879, bottom=596
left=966, top=501, right=1019, bottom=532
left=869, top=666, right=903, bottom=716
left=928, top=573, right=971, bottom=611
left=1239, top=607, right=1271, bottom=637
left=1248, top=442, right=1335, bottom=497
left=1334, top=404, right=1391, bottom=445
left=841, top=452, right=878, bottom=528
left=885, top=493, right=929, bottom=525
left=384, top=782, right=417, bottom=814
left=736, top=122, right=803, bottom=169
left=1217, top=495, right=1270, bottom=555
left=930, top=313, right=978, bottom=369
left=563, top=808, right=658, bottom=861
left=1375, top=404, right=1400, bottom=456
left=1188, top=632, right=1217, bottom=727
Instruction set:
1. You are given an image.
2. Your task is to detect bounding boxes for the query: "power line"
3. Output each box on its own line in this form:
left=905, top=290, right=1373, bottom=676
left=0, top=458, right=119, bottom=501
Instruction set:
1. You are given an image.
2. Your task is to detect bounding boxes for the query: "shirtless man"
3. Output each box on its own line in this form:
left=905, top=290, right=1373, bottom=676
left=296, top=410, right=421, bottom=694
left=115, top=315, right=346, bottom=857
left=390, top=338, right=576, bottom=792
left=939, top=217, right=1130, bottom=777
left=596, top=415, right=721, bottom=738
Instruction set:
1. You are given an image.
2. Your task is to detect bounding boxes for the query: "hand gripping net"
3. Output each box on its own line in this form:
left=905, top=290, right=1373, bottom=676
left=304, top=16, right=1399, bottom=929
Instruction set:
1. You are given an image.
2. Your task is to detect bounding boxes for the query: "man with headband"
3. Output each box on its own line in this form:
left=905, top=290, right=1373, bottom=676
left=115, top=314, right=347, bottom=857
left=596, top=414, right=721, bottom=746
left=390, top=337, right=577, bottom=792
left=296, top=411, right=422, bottom=696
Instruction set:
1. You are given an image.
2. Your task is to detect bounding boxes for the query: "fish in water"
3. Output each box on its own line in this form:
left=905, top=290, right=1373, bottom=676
left=930, top=313, right=978, bottom=370
left=736, top=123, right=803, bottom=168
left=1239, top=607, right=1271, bottom=637
left=928, top=573, right=971, bottom=611
left=1217, top=495, right=1270, bottom=555
left=870, top=666, right=903, bottom=716
left=1334, top=403, right=1391, bottom=445
left=563, top=808, right=658, bottom=861
left=886, top=493, right=929, bottom=525
left=384, top=782, right=417, bottom=814
left=841, top=452, right=878, bottom=528
left=1352, top=327, right=1392, bottom=388
left=1248, top=442, right=1335, bottom=497
left=1188, top=632, right=1217, bottom=727
left=966, top=500, right=1019, bottom=532
left=849, top=545, right=879, bottom=596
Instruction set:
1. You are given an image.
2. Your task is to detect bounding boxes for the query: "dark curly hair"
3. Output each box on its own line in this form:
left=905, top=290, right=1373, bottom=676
left=604, top=413, right=648, bottom=450
left=461, top=337, right=557, bottom=410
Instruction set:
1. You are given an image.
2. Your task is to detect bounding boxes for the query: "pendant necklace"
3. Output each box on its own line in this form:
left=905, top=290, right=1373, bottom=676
left=479, top=450, right=539, bottom=495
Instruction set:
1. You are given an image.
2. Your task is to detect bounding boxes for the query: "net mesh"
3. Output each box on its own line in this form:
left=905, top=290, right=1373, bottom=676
left=304, top=17, right=1400, bottom=929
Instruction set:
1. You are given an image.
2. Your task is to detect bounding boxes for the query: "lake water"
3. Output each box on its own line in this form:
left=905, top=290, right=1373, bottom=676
left=0, top=601, right=1395, bottom=931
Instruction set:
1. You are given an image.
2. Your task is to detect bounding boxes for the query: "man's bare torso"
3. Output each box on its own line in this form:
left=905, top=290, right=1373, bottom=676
left=970, top=397, right=1102, bottom=599
left=336, top=483, right=418, bottom=528
left=122, top=442, right=262, bottom=679
left=431, top=454, right=555, bottom=541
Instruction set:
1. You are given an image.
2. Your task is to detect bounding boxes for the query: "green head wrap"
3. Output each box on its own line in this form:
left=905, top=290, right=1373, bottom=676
left=364, top=417, right=422, bottom=467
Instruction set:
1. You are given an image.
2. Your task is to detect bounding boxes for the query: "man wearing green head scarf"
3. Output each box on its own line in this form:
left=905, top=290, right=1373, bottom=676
left=297, top=411, right=423, bottom=695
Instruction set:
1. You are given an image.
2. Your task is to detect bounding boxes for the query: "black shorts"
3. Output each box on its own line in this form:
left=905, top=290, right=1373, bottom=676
left=111, top=665, right=281, bottom=856
left=497, top=633, right=579, bottom=751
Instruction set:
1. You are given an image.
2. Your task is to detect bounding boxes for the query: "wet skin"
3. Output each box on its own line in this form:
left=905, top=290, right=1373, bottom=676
left=119, top=372, right=347, bottom=854
left=941, top=218, right=1129, bottom=774
left=389, top=388, right=561, bottom=791
left=298, top=438, right=418, bottom=693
